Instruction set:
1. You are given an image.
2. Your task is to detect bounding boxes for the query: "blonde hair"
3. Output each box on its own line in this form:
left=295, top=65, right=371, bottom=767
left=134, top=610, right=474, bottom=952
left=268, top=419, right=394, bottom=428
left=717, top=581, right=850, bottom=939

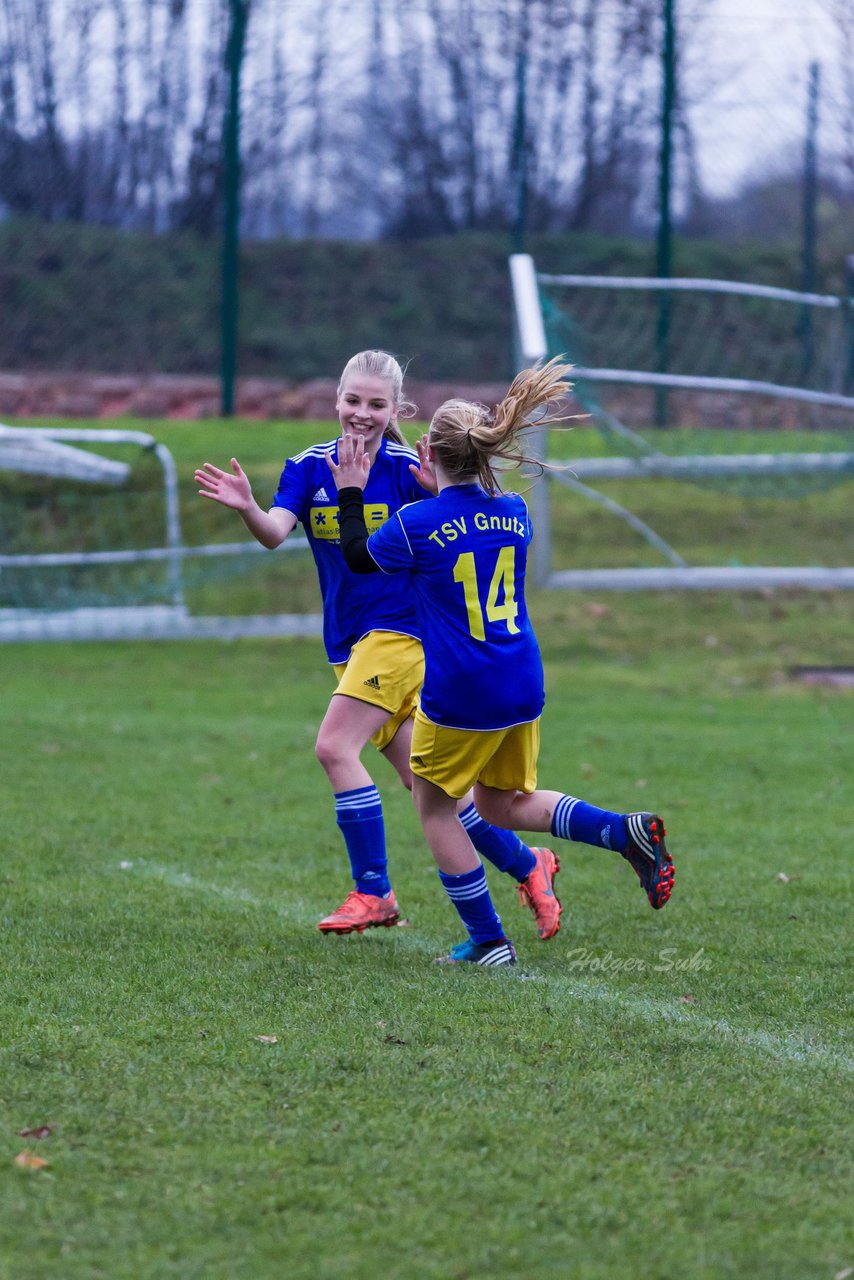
left=428, top=356, right=574, bottom=495
left=337, top=350, right=416, bottom=446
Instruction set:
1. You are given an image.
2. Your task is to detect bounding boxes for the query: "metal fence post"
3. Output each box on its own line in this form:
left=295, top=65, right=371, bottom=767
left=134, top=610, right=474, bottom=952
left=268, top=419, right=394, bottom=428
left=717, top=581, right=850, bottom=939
left=220, top=0, right=250, bottom=418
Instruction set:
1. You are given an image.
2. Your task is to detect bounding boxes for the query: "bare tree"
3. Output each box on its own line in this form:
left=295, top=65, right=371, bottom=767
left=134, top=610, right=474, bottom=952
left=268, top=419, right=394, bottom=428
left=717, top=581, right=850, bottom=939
left=0, top=0, right=740, bottom=243
left=821, top=0, right=854, bottom=188
left=172, top=2, right=229, bottom=236
left=241, top=3, right=294, bottom=238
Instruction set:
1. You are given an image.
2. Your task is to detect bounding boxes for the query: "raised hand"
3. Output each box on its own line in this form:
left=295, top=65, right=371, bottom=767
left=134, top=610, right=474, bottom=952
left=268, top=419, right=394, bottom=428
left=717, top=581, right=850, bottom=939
left=326, top=432, right=370, bottom=491
left=195, top=458, right=253, bottom=511
left=410, top=433, right=438, bottom=495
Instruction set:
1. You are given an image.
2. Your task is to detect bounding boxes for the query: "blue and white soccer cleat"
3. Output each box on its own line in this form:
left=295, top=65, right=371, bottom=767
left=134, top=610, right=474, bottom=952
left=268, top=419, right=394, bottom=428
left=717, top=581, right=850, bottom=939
left=434, top=937, right=517, bottom=966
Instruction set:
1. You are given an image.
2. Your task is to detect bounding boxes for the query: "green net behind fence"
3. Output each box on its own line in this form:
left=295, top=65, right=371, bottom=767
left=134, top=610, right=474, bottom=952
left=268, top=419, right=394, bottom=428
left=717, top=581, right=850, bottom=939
left=539, top=279, right=854, bottom=497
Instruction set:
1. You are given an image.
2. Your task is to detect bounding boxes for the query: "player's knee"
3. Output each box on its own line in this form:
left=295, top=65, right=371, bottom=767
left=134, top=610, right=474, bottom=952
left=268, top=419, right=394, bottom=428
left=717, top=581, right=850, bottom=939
left=315, top=728, right=346, bottom=776
left=472, top=787, right=505, bottom=828
left=474, top=797, right=497, bottom=825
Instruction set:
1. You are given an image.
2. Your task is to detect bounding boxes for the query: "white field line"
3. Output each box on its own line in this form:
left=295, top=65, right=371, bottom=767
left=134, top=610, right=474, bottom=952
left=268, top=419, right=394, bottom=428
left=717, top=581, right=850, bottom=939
left=114, top=859, right=854, bottom=1074
left=114, top=858, right=319, bottom=926
left=113, top=858, right=425, bottom=944
left=532, top=973, right=854, bottom=1076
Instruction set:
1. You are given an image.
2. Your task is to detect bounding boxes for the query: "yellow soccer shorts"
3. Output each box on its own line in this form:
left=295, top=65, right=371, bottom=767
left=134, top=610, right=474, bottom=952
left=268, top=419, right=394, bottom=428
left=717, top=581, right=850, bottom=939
left=333, top=631, right=424, bottom=753
left=409, top=706, right=540, bottom=799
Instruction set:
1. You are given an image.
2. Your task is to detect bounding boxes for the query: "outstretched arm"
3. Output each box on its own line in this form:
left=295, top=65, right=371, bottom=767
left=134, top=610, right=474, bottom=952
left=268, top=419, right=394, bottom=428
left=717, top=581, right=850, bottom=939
left=325, top=435, right=379, bottom=574
left=195, top=458, right=296, bottom=549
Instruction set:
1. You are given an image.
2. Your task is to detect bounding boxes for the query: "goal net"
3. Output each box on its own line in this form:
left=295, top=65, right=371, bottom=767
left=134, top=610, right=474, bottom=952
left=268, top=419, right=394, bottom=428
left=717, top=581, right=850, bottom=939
left=510, top=254, right=854, bottom=589
left=0, top=426, right=320, bottom=641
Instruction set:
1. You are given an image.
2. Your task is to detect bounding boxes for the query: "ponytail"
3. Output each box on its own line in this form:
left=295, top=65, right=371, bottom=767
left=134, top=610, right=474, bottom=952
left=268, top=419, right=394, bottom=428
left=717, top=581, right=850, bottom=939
left=428, top=356, right=574, bottom=494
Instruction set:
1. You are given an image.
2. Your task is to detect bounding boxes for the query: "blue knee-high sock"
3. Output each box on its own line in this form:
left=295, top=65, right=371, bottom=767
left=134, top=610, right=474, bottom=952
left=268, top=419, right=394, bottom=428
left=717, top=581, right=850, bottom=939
left=458, top=803, right=536, bottom=883
left=334, top=785, right=391, bottom=897
left=438, top=863, right=505, bottom=945
left=551, top=794, right=627, bottom=852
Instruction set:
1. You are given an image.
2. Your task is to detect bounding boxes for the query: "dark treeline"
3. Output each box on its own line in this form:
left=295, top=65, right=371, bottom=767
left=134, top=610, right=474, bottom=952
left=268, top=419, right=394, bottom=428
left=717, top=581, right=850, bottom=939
left=1, top=0, right=852, bottom=245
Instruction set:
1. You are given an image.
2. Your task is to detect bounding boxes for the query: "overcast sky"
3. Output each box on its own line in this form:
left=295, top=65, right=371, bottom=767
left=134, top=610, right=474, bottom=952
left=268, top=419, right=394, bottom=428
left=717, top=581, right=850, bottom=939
left=689, top=0, right=842, bottom=195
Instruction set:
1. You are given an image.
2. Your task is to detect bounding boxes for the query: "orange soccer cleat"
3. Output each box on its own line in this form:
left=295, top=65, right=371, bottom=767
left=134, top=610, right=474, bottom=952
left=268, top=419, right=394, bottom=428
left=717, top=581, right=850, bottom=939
left=317, top=890, right=401, bottom=935
left=517, top=847, right=563, bottom=940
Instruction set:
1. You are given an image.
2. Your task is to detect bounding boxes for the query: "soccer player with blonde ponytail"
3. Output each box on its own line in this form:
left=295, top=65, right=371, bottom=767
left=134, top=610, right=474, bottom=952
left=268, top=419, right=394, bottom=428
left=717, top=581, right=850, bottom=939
left=333, top=358, right=675, bottom=966
left=197, top=350, right=562, bottom=944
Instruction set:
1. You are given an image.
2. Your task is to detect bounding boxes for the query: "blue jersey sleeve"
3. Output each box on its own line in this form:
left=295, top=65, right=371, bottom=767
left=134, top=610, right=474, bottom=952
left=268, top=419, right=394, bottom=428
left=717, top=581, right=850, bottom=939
left=366, top=509, right=414, bottom=574
left=271, top=454, right=313, bottom=520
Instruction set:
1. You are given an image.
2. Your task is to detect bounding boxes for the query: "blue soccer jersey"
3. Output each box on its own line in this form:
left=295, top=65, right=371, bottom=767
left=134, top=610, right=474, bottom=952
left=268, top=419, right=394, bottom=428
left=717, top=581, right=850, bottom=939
left=272, top=436, right=427, bottom=663
left=366, top=483, right=545, bottom=731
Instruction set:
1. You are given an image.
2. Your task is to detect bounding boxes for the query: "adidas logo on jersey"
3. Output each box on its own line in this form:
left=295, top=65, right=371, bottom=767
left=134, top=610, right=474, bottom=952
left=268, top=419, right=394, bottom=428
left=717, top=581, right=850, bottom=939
left=363, top=675, right=381, bottom=689
left=312, top=486, right=330, bottom=502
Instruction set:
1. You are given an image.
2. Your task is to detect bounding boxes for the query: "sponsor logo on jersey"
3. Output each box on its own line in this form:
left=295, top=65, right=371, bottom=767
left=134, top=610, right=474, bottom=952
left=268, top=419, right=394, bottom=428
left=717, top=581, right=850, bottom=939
left=309, top=503, right=390, bottom=541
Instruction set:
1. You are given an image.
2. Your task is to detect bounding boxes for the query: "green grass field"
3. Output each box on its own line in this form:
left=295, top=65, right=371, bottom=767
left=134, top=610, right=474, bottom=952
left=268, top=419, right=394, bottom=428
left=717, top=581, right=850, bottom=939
left=2, top=419, right=853, bottom=1278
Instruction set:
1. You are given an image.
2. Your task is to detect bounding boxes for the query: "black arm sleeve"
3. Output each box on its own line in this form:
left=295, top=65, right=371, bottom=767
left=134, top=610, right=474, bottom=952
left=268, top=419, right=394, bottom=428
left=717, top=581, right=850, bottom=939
left=337, top=486, right=381, bottom=574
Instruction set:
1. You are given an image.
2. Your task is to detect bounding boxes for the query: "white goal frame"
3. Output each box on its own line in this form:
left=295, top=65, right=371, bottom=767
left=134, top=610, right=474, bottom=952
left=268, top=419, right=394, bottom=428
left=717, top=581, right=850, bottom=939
left=510, top=254, right=854, bottom=590
left=0, top=425, right=322, bottom=642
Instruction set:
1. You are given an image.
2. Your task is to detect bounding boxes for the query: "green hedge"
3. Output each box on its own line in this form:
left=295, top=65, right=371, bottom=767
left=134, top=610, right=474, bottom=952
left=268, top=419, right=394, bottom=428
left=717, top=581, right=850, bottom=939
left=0, top=218, right=825, bottom=382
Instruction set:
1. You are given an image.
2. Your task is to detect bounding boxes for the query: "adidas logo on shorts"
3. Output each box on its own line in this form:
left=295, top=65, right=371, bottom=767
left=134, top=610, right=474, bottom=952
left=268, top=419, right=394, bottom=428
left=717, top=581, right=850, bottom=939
left=363, top=675, right=381, bottom=689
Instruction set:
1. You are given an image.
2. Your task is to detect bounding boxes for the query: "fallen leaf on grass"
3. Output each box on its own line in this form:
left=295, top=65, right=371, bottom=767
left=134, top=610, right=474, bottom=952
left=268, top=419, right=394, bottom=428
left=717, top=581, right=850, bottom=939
left=776, top=872, right=802, bottom=883
left=677, top=995, right=697, bottom=1004
left=254, top=1035, right=278, bottom=1044
left=18, top=1126, right=52, bottom=1139
left=383, top=1035, right=407, bottom=1045
left=14, top=1150, right=48, bottom=1169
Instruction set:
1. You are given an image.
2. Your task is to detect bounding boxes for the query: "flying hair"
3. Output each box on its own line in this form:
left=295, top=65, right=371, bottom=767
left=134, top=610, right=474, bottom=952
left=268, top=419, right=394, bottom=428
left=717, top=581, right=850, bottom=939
left=337, top=350, right=416, bottom=446
left=428, top=356, right=575, bottom=495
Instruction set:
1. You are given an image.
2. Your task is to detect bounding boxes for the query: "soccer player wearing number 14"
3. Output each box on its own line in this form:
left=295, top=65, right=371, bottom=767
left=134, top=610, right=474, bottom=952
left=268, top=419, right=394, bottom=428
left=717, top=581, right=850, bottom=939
left=196, top=349, right=561, bottom=944
left=333, top=358, right=675, bottom=966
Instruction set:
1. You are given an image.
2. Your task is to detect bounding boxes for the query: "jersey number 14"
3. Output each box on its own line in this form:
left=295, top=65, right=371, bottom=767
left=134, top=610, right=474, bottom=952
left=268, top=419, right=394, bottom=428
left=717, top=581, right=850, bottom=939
left=452, top=547, right=520, bottom=641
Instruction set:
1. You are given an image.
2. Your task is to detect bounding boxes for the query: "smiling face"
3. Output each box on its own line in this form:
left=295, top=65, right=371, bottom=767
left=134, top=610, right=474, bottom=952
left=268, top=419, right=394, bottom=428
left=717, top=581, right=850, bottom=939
left=336, top=373, right=397, bottom=458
